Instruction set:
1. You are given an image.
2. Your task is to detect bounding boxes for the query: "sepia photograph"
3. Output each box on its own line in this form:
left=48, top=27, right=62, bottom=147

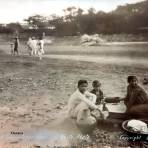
left=0, top=0, right=148, bottom=147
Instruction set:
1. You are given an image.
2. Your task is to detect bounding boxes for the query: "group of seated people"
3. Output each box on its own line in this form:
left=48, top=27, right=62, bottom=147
left=68, top=76, right=148, bottom=126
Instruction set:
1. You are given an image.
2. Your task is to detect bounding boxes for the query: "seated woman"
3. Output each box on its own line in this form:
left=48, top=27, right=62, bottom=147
left=68, top=80, right=102, bottom=126
left=124, top=76, right=148, bottom=118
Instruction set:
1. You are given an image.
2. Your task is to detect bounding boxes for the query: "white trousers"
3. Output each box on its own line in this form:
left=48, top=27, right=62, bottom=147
left=74, top=102, right=97, bottom=126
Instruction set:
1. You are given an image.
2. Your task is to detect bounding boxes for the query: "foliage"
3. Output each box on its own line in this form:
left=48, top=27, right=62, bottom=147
left=6, top=23, right=23, bottom=34
left=1, top=0, right=148, bottom=36
left=24, top=15, right=49, bottom=29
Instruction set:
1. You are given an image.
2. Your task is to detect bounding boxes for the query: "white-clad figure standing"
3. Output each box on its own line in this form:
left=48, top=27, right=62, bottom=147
left=37, top=37, right=45, bottom=60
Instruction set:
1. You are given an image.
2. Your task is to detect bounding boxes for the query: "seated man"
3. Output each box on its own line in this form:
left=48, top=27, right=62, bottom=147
left=68, top=80, right=102, bottom=126
left=124, top=76, right=148, bottom=118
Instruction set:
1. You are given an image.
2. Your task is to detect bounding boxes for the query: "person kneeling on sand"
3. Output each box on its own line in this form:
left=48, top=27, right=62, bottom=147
left=68, top=80, right=103, bottom=126
left=124, top=75, right=148, bottom=119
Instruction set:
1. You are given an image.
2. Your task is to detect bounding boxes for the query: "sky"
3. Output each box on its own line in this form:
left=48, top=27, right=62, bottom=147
left=0, top=0, right=145, bottom=24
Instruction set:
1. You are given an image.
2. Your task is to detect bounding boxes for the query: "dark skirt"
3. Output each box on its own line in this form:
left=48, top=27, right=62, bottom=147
left=128, top=104, right=148, bottom=118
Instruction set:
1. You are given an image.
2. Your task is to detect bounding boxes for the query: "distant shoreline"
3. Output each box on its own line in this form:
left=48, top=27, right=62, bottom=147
left=100, top=42, right=148, bottom=46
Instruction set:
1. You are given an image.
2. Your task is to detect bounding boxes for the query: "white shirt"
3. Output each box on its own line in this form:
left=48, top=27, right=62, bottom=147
left=68, top=89, right=97, bottom=118
left=39, top=40, right=44, bottom=49
left=27, top=39, right=37, bottom=50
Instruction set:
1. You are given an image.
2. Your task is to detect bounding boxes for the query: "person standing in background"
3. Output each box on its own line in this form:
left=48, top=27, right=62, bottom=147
left=13, top=37, right=19, bottom=55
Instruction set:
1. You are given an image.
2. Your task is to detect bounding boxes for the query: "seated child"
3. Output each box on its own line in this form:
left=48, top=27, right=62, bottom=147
left=90, top=80, right=104, bottom=105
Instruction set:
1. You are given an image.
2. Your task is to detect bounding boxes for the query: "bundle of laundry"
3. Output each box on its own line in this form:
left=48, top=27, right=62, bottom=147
left=127, top=119, right=148, bottom=133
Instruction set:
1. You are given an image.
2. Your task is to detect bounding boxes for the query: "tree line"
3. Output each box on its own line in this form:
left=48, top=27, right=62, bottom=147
left=0, top=0, right=148, bottom=36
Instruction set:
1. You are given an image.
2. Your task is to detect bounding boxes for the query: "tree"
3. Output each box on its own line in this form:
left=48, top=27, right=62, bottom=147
left=22, top=0, right=148, bottom=36
left=24, top=15, right=48, bottom=29
left=49, top=14, right=64, bottom=35
left=75, top=8, right=84, bottom=34
left=6, top=23, right=23, bottom=34
left=88, top=8, right=96, bottom=15
left=63, top=6, right=78, bottom=22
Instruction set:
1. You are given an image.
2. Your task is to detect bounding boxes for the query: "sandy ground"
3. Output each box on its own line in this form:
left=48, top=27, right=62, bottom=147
left=0, top=40, right=148, bottom=147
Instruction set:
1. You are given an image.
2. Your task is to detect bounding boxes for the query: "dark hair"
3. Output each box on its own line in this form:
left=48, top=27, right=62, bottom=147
left=127, top=76, right=138, bottom=83
left=78, top=80, right=88, bottom=87
left=92, top=80, right=101, bottom=87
